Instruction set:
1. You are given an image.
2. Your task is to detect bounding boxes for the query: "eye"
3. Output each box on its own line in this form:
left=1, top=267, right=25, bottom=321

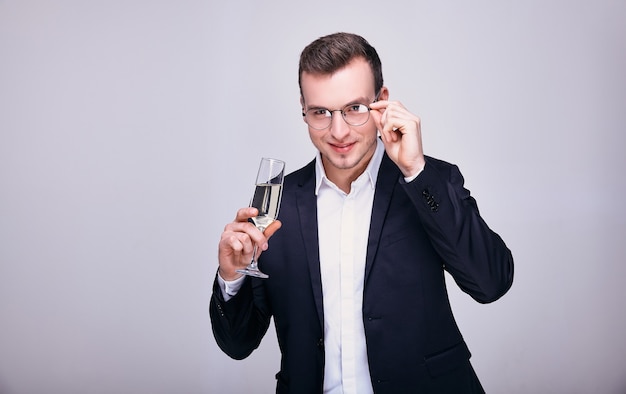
left=344, top=104, right=368, bottom=114
left=310, top=108, right=330, bottom=117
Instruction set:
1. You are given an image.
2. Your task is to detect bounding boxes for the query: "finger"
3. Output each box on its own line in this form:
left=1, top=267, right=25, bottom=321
left=223, top=219, right=258, bottom=235
left=369, top=100, right=389, bottom=111
left=223, top=219, right=266, bottom=256
left=249, top=220, right=282, bottom=253
left=221, top=230, right=254, bottom=254
left=369, top=101, right=388, bottom=137
left=218, top=232, right=256, bottom=278
left=263, top=220, right=282, bottom=239
left=381, top=104, right=417, bottom=135
left=235, top=207, right=258, bottom=222
left=380, top=127, right=400, bottom=145
left=380, top=110, right=401, bottom=143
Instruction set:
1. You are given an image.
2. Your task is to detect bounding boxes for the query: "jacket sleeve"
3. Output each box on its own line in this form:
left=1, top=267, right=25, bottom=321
left=209, top=272, right=272, bottom=359
left=402, top=157, right=514, bottom=303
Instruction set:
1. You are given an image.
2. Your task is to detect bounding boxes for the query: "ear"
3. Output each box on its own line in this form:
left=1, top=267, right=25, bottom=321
left=377, top=86, right=390, bottom=101
left=300, top=96, right=307, bottom=121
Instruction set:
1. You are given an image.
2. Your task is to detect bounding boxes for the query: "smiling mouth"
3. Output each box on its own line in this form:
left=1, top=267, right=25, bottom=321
left=330, top=142, right=355, bottom=153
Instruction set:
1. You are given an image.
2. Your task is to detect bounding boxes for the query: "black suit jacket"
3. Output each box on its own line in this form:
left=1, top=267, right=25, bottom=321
left=210, top=153, right=514, bottom=393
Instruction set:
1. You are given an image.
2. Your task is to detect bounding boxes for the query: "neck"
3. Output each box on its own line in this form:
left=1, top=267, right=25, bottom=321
left=322, top=157, right=370, bottom=194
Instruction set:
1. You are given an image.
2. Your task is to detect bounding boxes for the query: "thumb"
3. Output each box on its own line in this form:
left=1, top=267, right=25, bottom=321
left=263, top=220, right=282, bottom=239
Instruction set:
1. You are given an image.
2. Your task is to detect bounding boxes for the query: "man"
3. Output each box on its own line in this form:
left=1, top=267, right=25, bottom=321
left=210, top=32, right=513, bottom=393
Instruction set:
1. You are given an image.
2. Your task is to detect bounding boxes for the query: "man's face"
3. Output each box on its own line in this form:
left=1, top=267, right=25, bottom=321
left=300, top=57, right=386, bottom=184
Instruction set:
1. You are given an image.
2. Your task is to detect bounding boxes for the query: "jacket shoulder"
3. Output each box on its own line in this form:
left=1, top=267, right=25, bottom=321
left=283, top=159, right=316, bottom=189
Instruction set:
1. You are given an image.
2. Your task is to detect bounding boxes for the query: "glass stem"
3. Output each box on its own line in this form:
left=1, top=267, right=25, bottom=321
left=249, top=244, right=259, bottom=270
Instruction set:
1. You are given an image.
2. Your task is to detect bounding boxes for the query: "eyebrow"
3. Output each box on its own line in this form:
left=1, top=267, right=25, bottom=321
left=306, top=96, right=372, bottom=110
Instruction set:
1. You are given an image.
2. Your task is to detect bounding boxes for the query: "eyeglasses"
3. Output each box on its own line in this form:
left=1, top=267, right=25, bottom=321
left=302, top=94, right=379, bottom=130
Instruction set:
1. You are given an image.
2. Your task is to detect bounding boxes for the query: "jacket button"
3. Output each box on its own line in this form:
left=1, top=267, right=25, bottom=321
left=317, top=338, right=324, bottom=349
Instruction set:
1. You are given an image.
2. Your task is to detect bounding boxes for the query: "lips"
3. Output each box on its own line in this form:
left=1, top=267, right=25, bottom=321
left=330, top=142, right=355, bottom=154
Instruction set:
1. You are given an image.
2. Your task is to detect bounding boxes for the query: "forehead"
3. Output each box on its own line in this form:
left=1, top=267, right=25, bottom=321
left=301, top=58, right=375, bottom=108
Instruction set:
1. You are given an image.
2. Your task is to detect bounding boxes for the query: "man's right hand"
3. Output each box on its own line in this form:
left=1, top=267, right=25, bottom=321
left=217, top=207, right=282, bottom=281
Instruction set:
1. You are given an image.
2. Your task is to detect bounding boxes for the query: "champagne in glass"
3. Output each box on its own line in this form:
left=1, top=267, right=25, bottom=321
left=236, top=158, right=285, bottom=278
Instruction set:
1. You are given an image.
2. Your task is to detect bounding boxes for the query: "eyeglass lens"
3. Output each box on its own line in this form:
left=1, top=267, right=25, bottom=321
left=305, top=103, right=371, bottom=130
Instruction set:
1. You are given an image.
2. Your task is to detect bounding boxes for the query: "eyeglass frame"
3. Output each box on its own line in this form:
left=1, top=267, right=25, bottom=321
left=301, top=90, right=382, bottom=130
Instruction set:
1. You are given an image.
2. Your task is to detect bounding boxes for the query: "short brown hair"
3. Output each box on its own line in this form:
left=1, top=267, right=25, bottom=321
left=298, top=32, right=383, bottom=98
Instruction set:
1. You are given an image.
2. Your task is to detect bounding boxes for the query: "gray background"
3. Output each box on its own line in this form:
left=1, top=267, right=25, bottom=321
left=1, top=1, right=625, bottom=393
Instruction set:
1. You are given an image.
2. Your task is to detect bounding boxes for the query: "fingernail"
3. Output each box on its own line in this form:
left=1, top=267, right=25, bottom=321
left=262, top=243, right=268, bottom=251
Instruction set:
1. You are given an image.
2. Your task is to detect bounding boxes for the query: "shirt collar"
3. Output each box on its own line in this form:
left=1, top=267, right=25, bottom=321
left=315, top=138, right=384, bottom=195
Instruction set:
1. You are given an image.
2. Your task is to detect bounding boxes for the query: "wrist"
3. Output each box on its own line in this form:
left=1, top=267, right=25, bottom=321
left=218, top=267, right=243, bottom=282
left=401, top=158, right=425, bottom=179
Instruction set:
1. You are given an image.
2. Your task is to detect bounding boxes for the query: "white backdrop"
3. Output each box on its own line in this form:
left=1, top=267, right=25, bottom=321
left=1, top=1, right=625, bottom=393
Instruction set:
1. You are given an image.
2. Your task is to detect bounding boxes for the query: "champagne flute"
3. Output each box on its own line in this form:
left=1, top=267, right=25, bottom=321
left=236, top=158, right=285, bottom=278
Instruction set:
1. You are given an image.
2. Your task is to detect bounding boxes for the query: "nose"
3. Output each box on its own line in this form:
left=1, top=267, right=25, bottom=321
left=329, top=110, right=350, bottom=140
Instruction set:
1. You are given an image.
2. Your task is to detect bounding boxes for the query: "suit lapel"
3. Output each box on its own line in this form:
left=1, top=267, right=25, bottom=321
left=294, top=155, right=400, bottom=327
left=364, top=154, right=399, bottom=285
left=295, top=161, right=325, bottom=328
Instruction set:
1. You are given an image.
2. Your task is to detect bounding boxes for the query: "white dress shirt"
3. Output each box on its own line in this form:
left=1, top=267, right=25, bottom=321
left=315, top=139, right=384, bottom=394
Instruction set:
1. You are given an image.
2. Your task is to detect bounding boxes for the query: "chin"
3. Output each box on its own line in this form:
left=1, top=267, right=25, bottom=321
left=328, top=155, right=362, bottom=171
